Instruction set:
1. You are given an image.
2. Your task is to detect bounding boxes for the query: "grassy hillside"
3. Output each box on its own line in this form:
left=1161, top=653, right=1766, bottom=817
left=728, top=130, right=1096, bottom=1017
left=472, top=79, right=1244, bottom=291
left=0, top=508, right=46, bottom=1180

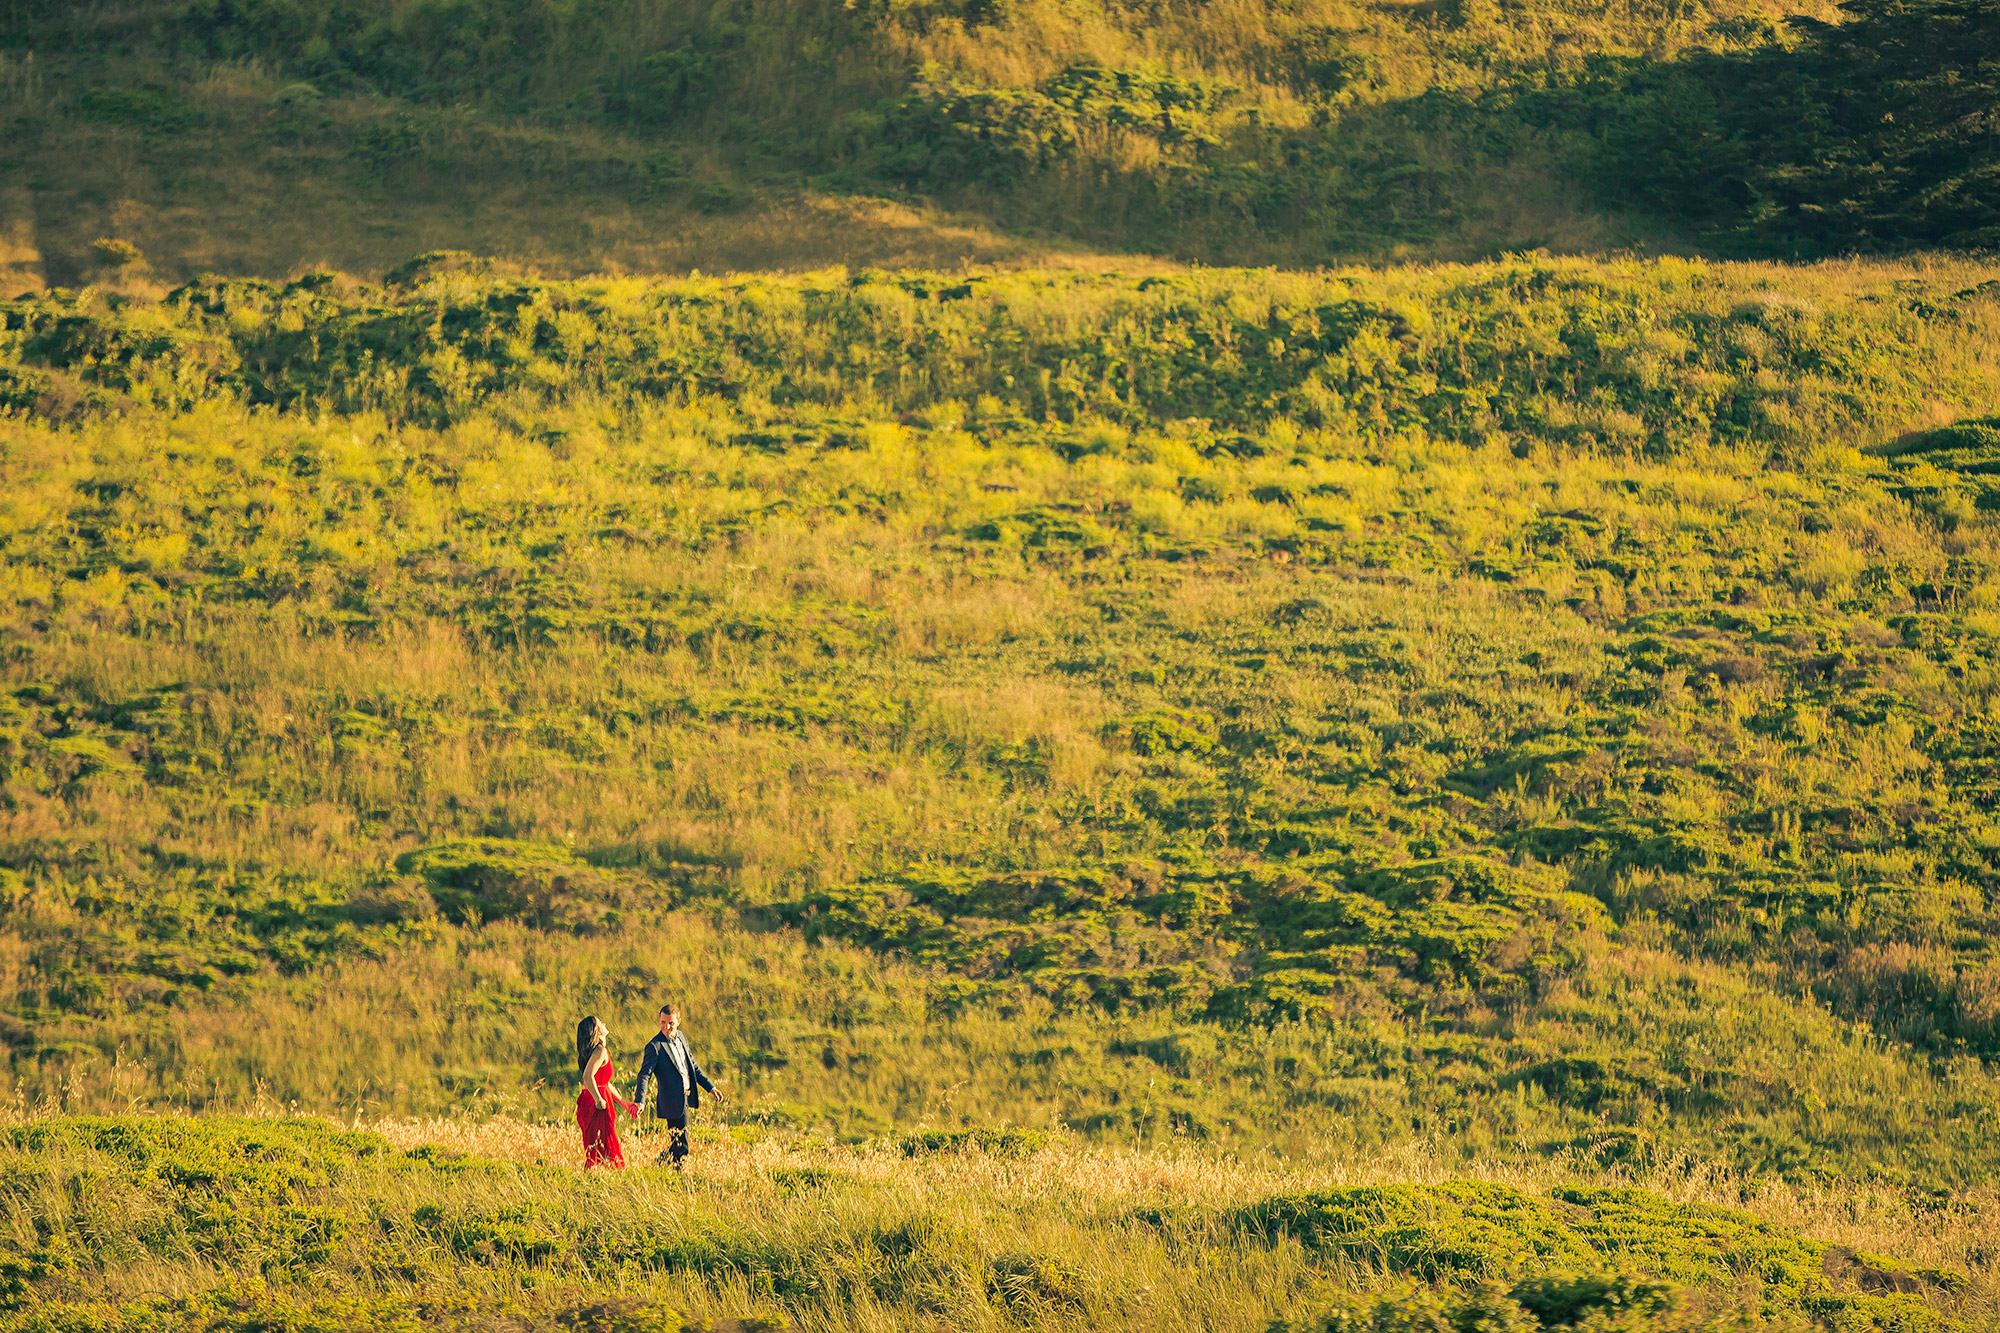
left=5, top=4, right=2000, bottom=1330
left=0, top=1115, right=1987, bottom=1332
left=4, top=252, right=2000, bottom=1215
left=2, top=0, right=1994, bottom=281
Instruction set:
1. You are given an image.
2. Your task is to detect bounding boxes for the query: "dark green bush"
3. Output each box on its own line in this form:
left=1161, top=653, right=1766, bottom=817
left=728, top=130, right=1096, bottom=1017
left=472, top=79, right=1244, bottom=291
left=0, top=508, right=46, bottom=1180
left=1509, top=1273, right=1677, bottom=1327
left=986, top=1254, right=1085, bottom=1311
left=77, top=85, right=205, bottom=133
left=877, top=62, right=1235, bottom=186
left=1581, top=0, right=2000, bottom=252
left=394, top=838, right=600, bottom=926
left=898, top=1128, right=1047, bottom=1157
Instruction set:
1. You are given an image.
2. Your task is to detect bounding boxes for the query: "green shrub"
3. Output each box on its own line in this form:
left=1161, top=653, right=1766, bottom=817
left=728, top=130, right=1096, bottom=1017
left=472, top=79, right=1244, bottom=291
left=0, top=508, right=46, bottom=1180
left=1508, top=1273, right=1678, bottom=1327
left=878, top=61, right=1235, bottom=185
left=986, top=1254, right=1085, bottom=1311
left=76, top=85, right=204, bottom=134
left=394, top=838, right=605, bottom=927
left=1579, top=0, right=2000, bottom=253
left=899, top=1128, right=1047, bottom=1157
left=1239, top=1182, right=1959, bottom=1330
left=554, top=1299, right=691, bottom=1333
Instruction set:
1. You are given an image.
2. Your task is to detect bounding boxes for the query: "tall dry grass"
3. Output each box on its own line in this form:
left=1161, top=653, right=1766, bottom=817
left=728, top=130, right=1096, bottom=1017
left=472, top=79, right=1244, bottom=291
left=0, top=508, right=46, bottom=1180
left=8, top=1101, right=1991, bottom=1330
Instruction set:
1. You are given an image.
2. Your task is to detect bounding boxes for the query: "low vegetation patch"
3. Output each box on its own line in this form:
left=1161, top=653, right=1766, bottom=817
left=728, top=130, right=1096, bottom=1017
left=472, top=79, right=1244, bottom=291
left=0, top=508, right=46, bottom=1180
left=900, top=1127, right=1049, bottom=1156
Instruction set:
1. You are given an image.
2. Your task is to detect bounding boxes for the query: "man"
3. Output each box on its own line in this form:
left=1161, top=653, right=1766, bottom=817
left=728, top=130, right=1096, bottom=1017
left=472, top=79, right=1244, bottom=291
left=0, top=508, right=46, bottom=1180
left=632, top=1002, right=722, bottom=1169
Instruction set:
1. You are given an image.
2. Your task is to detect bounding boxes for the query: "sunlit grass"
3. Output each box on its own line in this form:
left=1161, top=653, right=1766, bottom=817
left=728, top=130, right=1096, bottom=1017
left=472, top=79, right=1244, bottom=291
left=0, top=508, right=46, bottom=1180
left=2, top=256, right=1999, bottom=1329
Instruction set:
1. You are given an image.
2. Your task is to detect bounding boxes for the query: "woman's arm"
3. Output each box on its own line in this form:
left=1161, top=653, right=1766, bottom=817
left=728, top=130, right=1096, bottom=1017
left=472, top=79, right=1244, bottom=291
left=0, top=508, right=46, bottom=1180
left=583, top=1048, right=609, bottom=1109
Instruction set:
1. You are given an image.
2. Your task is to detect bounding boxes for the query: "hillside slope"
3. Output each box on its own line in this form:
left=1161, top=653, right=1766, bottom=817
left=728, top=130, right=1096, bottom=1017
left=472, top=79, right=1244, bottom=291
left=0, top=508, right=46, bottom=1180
left=3, top=254, right=2000, bottom=1194
left=2, top=0, right=1993, bottom=282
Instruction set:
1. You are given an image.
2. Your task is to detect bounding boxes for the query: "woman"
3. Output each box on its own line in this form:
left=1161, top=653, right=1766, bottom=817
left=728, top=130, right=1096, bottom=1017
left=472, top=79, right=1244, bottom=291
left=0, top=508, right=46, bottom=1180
left=575, top=1014, right=639, bottom=1169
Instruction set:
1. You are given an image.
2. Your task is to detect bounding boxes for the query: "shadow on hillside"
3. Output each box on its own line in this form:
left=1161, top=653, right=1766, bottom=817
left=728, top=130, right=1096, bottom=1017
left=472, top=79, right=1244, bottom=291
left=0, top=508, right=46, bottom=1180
left=6, top=0, right=1993, bottom=280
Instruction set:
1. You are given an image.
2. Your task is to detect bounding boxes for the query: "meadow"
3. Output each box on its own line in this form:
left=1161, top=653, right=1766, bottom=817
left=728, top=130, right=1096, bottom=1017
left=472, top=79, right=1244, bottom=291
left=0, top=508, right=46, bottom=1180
left=0, top=250, right=1998, bottom=1326
left=2, top=1114, right=1995, bottom=1332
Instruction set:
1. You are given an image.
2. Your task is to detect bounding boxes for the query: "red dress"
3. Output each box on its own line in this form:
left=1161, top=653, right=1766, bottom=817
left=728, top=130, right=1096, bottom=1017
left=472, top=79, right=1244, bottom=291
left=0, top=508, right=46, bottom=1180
left=576, top=1058, right=632, bottom=1169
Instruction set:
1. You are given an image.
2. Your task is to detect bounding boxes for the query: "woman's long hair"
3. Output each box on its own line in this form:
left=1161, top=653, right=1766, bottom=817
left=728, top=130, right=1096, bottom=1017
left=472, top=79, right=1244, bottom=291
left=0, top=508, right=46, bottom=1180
left=576, top=1015, right=604, bottom=1074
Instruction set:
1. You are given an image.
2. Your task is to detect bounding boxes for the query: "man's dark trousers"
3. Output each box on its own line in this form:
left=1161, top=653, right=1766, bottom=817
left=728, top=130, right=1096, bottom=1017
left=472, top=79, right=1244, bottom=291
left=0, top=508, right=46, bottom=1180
left=662, top=1115, right=690, bottom=1168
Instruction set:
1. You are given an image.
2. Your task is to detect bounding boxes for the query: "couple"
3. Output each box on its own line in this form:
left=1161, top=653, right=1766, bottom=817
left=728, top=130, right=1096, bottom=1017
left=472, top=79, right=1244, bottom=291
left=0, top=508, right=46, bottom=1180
left=575, top=1002, right=723, bottom=1170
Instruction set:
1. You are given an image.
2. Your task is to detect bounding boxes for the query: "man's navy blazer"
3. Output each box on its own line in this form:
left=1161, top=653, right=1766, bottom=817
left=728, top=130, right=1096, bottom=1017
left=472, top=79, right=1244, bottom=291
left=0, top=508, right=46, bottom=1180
left=634, top=1030, right=715, bottom=1120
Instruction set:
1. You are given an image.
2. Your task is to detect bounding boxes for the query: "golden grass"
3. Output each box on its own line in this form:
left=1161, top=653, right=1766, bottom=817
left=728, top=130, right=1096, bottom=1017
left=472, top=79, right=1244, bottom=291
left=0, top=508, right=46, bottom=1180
left=5, top=253, right=2000, bottom=1333
left=20, top=1079, right=1954, bottom=1329
left=230, top=1106, right=1996, bottom=1311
